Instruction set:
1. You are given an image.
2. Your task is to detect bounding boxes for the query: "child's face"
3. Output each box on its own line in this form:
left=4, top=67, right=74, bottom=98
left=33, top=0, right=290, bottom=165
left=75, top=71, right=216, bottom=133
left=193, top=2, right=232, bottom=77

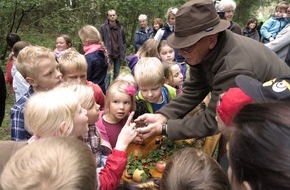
left=159, top=45, right=175, bottom=62
left=87, top=102, right=100, bottom=125
left=275, top=10, right=287, bottom=18
left=30, top=58, right=63, bottom=91
left=71, top=104, right=88, bottom=137
left=63, top=68, right=87, bottom=84
left=56, top=37, right=69, bottom=51
left=169, top=64, right=183, bottom=88
left=107, top=91, right=132, bottom=123
left=139, top=84, right=163, bottom=104
left=168, top=13, right=176, bottom=26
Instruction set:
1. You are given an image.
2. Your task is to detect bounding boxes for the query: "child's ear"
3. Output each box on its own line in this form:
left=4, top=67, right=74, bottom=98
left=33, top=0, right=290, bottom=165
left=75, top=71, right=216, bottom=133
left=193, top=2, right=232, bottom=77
left=57, top=121, right=68, bottom=136
left=26, top=77, right=37, bottom=88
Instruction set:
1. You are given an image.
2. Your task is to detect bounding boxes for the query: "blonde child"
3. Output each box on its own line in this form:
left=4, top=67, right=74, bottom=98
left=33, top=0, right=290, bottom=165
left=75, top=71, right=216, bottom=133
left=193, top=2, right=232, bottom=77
left=65, top=83, right=111, bottom=162
left=24, top=86, right=137, bottom=190
left=96, top=79, right=137, bottom=148
left=58, top=50, right=106, bottom=109
left=78, top=25, right=108, bottom=94
left=1, top=137, right=97, bottom=190
left=115, top=72, right=137, bottom=88
left=134, top=57, right=177, bottom=118
left=10, top=45, right=63, bottom=141
left=161, top=147, right=230, bottom=190
left=163, top=61, right=183, bottom=94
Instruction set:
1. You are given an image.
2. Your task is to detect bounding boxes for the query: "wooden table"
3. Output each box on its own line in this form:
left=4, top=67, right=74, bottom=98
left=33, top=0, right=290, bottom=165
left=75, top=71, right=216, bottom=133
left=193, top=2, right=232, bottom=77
left=123, top=133, right=221, bottom=182
left=125, top=135, right=163, bottom=179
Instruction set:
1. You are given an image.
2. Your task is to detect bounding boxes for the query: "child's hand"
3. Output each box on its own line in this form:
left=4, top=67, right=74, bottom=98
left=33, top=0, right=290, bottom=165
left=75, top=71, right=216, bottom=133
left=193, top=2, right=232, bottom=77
left=133, top=135, right=145, bottom=145
left=115, top=112, right=137, bottom=151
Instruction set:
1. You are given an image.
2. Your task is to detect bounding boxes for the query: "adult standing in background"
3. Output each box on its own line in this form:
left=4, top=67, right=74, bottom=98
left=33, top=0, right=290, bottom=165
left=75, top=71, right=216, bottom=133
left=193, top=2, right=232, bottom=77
left=154, top=7, right=178, bottom=42
left=100, top=9, right=126, bottom=84
left=216, top=0, right=242, bottom=35
left=134, top=14, right=153, bottom=53
left=151, top=18, right=163, bottom=38
left=242, top=18, right=260, bottom=41
left=135, top=0, right=290, bottom=141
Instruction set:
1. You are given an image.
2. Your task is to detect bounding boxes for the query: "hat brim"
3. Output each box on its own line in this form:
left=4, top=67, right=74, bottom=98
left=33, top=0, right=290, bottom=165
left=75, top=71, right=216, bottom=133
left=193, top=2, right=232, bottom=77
left=235, top=75, right=264, bottom=102
left=167, top=20, right=230, bottom=49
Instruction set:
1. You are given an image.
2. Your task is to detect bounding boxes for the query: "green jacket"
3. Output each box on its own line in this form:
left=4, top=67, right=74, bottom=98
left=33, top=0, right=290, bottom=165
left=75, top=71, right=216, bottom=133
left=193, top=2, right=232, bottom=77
left=135, top=84, right=177, bottom=117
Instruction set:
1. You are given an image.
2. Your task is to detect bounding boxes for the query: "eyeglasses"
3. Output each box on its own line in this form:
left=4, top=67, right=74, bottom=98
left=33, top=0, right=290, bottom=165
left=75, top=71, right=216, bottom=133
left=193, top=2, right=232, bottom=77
left=180, top=45, right=193, bottom=54
left=179, top=38, right=204, bottom=54
left=179, top=44, right=195, bottom=54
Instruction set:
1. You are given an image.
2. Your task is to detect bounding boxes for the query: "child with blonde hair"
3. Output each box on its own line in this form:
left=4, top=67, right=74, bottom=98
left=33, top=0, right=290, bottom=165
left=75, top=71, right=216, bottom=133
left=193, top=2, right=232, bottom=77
left=1, top=137, right=97, bottom=190
left=134, top=57, right=177, bottom=117
left=115, top=72, right=137, bottom=87
left=78, top=25, right=108, bottom=94
left=58, top=50, right=105, bottom=109
left=97, top=79, right=137, bottom=148
left=10, top=45, right=63, bottom=141
left=24, top=85, right=137, bottom=190
left=163, top=61, right=183, bottom=94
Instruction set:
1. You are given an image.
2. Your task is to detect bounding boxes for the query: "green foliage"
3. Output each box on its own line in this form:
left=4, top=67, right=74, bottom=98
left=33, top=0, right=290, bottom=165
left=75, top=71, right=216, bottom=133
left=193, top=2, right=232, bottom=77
left=235, top=0, right=274, bottom=26
left=0, top=0, right=279, bottom=60
left=126, top=137, right=197, bottom=179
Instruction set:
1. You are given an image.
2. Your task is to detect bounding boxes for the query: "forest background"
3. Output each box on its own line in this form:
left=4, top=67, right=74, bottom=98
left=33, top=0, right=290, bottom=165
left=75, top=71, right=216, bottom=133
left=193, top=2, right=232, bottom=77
left=0, top=0, right=282, bottom=139
left=0, top=0, right=282, bottom=59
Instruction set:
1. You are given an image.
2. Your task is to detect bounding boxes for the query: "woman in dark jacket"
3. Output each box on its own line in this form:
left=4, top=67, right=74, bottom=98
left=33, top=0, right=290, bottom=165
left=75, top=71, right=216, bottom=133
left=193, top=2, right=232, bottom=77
left=242, top=18, right=260, bottom=41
